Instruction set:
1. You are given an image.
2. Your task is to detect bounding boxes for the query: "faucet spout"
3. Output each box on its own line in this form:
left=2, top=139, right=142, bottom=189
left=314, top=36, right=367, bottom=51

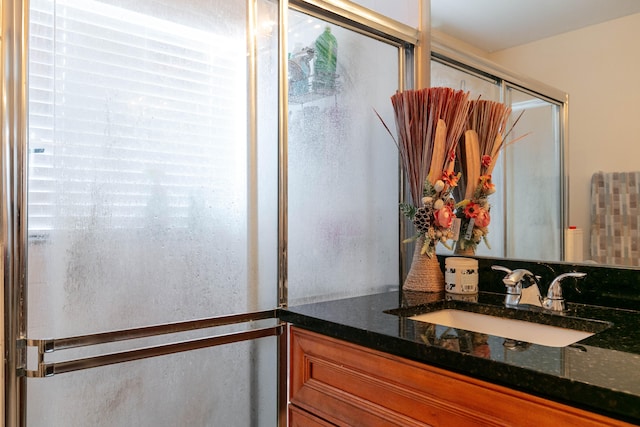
left=500, top=268, right=541, bottom=308
left=503, top=269, right=537, bottom=287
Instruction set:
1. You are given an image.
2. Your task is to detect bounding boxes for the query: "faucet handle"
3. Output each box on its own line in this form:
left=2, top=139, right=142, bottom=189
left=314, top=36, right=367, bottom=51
left=546, top=272, right=587, bottom=299
left=491, top=265, right=512, bottom=274
left=543, top=272, right=587, bottom=312
left=491, top=265, right=513, bottom=285
left=492, top=265, right=519, bottom=307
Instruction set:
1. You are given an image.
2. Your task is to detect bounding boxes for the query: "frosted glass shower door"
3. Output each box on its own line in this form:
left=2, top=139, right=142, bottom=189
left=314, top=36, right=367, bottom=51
left=20, top=0, right=280, bottom=425
left=287, top=10, right=401, bottom=305
left=504, top=87, right=563, bottom=261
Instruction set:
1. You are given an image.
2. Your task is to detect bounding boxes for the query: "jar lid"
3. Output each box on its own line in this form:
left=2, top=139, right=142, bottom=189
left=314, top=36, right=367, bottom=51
left=445, top=257, right=478, bottom=268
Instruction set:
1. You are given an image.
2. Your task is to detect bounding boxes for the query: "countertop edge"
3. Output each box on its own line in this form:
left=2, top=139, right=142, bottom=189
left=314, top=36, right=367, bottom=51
left=279, top=306, right=640, bottom=425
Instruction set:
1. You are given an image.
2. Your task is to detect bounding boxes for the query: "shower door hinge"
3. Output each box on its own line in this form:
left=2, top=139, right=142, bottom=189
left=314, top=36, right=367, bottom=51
left=20, top=337, right=55, bottom=378
left=15, top=338, right=27, bottom=377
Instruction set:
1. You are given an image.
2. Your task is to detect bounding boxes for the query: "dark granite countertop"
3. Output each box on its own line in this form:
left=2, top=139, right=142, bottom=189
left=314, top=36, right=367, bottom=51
left=280, top=290, right=640, bottom=425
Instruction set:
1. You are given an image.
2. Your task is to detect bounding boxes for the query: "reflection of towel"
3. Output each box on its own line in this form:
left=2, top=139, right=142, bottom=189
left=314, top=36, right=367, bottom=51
left=590, top=171, right=640, bottom=266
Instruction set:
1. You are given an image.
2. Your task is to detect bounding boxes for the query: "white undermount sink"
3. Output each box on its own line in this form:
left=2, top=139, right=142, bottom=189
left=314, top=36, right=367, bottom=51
left=410, top=309, right=594, bottom=347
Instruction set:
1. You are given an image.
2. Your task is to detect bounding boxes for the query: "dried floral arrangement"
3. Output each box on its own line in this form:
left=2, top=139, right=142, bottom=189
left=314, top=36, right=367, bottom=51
left=378, top=87, right=471, bottom=257
left=454, top=99, right=524, bottom=252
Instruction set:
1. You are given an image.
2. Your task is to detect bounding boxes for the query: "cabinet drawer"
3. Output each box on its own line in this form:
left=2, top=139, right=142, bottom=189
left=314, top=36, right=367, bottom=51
left=289, top=326, right=633, bottom=427
left=289, top=405, right=336, bottom=427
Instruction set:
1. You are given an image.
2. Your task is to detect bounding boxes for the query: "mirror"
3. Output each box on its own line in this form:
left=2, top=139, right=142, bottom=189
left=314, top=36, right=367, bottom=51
left=430, top=2, right=640, bottom=268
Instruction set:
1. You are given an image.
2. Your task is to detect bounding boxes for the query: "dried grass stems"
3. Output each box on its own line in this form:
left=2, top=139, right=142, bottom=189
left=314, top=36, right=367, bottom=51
left=456, top=100, right=520, bottom=200
left=389, top=87, right=471, bottom=206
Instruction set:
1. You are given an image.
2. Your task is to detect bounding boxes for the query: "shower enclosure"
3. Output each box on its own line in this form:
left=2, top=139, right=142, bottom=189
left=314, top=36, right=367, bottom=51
left=1, top=0, right=419, bottom=425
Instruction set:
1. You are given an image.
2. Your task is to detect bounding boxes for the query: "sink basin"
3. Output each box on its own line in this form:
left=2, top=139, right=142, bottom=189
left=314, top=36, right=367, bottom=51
left=410, top=309, right=594, bottom=347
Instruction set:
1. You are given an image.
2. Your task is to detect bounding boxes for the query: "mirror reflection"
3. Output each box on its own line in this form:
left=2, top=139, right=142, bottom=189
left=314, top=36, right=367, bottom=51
left=431, top=58, right=563, bottom=263
left=431, top=2, right=640, bottom=268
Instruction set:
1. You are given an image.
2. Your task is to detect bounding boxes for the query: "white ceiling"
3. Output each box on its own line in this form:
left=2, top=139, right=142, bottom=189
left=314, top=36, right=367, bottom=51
left=430, top=0, right=640, bottom=52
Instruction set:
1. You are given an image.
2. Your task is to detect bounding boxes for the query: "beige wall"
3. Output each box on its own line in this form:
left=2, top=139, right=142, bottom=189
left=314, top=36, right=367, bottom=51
left=488, top=13, right=640, bottom=259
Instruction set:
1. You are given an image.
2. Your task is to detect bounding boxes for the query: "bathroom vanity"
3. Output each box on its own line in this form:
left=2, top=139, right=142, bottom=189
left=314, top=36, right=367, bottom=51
left=281, top=288, right=640, bottom=426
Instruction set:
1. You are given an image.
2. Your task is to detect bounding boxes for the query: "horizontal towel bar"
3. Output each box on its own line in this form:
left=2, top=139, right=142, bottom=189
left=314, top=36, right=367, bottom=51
left=26, top=325, right=283, bottom=378
left=22, top=309, right=282, bottom=378
left=27, top=309, right=278, bottom=352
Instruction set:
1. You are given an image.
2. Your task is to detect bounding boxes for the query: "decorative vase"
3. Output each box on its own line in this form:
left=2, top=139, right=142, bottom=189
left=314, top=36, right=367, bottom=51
left=454, top=244, right=476, bottom=256
left=403, top=237, right=445, bottom=293
left=402, top=290, right=445, bottom=307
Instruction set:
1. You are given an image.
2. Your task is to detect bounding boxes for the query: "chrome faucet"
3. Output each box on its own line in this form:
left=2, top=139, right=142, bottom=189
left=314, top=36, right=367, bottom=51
left=542, top=272, right=587, bottom=312
left=492, top=266, right=586, bottom=313
left=491, top=266, right=542, bottom=308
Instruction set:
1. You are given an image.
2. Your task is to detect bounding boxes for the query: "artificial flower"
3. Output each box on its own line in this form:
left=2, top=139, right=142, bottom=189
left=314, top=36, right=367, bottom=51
left=479, top=174, right=495, bottom=194
left=463, top=202, right=480, bottom=218
left=442, top=171, right=460, bottom=187
left=434, top=205, right=454, bottom=228
left=448, top=149, right=456, bottom=163
left=474, top=208, right=491, bottom=228
left=399, top=173, right=459, bottom=257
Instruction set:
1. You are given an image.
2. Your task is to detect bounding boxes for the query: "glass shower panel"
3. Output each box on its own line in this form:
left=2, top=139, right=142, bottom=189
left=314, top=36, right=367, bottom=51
left=431, top=60, right=500, bottom=101
left=26, top=0, right=279, bottom=425
left=287, top=11, right=400, bottom=305
left=28, top=0, right=256, bottom=333
left=504, top=88, right=562, bottom=261
left=27, top=337, right=278, bottom=426
left=430, top=60, right=506, bottom=257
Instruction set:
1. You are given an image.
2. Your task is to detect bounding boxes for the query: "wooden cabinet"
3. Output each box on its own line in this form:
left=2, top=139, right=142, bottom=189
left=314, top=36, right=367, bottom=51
left=289, top=326, right=633, bottom=427
left=289, top=405, right=336, bottom=427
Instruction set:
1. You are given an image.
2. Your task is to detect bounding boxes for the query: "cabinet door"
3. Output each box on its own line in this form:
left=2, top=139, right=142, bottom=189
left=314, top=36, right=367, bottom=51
left=289, top=326, right=635, bottom=427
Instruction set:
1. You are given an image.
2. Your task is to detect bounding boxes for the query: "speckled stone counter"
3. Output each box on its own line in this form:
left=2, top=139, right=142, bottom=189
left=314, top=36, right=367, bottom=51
left=280, top=289, right=640, bottom=424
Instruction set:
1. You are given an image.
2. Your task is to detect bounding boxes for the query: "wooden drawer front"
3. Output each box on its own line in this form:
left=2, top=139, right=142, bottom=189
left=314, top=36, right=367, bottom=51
left=289, top=326, right=633, bottom=427
left=289, top=405, right=337, bottom=427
